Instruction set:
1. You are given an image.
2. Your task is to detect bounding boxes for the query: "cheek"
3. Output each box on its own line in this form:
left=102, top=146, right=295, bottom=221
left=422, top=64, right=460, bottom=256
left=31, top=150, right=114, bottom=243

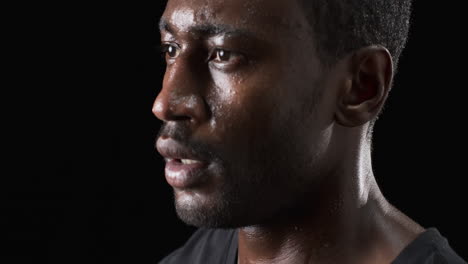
left=208, top=70, right=281, bottom=136
left=209, top=71, right=240, bottom=118
left=205, top=73, right=297, bottom=176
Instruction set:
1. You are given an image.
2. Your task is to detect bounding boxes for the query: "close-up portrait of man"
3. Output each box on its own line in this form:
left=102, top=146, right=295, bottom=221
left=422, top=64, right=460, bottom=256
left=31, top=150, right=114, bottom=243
left=153, top=0, right=466, bottom=263
left=5, top=0, right=468, bottom=262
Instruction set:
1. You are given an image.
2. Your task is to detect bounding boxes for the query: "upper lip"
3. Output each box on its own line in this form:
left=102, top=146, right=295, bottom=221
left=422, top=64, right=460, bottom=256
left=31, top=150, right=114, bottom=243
left=156, top=137, right=207, bottom=162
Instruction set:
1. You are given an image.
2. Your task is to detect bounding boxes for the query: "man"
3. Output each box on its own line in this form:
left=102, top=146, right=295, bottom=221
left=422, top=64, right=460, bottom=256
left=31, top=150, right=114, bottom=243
left=153, top=0, right=466, bottom=263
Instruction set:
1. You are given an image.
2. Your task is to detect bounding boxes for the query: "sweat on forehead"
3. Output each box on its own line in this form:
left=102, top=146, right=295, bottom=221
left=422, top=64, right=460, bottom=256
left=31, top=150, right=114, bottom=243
left=161, top=0, right=311, bottom=37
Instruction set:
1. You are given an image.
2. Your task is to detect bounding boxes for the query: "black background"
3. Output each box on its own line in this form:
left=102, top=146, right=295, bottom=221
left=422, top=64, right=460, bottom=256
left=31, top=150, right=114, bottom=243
left=4, top=0, right=466, bottom=263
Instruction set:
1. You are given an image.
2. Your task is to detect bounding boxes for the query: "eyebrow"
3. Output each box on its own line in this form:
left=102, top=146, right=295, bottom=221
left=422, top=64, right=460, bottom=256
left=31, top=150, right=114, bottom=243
left=158, top=18, right=256, bottom=38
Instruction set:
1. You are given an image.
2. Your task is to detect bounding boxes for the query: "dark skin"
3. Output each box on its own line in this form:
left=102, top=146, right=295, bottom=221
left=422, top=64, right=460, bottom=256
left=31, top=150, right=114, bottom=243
left=154, top=0, right=425, bottom=263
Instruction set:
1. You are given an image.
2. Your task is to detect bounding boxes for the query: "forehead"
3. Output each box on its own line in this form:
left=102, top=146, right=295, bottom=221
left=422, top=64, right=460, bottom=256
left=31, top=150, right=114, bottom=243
left=161, top=0, right=310, bottom=40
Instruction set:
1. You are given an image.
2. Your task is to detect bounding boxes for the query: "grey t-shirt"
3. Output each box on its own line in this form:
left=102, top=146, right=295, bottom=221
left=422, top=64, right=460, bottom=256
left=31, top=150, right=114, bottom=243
left=158, top=227, right=466, bottom=263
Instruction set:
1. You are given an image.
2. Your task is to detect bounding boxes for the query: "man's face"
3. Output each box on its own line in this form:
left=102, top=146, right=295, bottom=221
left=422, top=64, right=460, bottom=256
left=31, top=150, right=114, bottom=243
left=155, top=0, right=337, bottom=227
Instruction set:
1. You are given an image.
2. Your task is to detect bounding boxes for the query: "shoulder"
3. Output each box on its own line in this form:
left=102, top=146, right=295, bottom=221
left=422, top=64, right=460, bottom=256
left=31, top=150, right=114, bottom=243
left=158, top=228, right=238, bottom=264
left=392, top=228, right=466, bottom=264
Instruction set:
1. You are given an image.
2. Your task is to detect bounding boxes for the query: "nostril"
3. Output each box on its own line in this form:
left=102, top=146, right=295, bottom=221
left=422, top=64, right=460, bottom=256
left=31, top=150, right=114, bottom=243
left=153, top=87, right=208, bottom=123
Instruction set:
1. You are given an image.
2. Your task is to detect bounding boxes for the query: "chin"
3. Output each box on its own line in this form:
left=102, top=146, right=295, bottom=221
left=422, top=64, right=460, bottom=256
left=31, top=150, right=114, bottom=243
left=175, top=202, right=231, bottom=228
left=173, top=188, right=250, bottom=228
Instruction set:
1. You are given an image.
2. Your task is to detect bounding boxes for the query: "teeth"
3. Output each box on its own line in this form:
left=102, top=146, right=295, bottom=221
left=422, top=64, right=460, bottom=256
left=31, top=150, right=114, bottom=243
left=180, top=159, right=200, bottom=164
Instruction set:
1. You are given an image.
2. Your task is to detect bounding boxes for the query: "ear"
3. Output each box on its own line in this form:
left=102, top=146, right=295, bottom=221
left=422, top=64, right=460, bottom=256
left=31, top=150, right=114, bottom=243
left=335, top=46, right=393, bottom=127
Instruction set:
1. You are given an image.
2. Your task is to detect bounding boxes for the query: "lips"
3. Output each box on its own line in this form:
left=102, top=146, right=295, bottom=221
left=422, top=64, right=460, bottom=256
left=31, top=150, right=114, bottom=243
left=156, top=137, right=209, bottom=189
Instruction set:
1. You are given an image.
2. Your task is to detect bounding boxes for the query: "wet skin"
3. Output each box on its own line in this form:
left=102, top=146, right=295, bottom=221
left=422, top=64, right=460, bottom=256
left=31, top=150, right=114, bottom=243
left=154, top=0, right=425, bottom=263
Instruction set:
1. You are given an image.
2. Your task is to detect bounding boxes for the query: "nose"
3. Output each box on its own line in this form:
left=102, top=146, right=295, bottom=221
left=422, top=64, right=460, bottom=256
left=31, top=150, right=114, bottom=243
left=152, top=58, right=209, bottom=124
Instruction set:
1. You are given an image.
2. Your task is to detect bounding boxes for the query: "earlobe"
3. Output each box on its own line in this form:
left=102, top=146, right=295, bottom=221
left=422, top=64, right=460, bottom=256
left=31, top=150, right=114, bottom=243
left=335, top=46, right=393, bottom=127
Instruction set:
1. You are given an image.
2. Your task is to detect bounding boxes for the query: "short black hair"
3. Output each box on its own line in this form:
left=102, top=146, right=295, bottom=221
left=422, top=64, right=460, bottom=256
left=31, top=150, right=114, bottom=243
left=300, top=0, right=412, bottom=140
left=300, top=0, right=412, bottom=71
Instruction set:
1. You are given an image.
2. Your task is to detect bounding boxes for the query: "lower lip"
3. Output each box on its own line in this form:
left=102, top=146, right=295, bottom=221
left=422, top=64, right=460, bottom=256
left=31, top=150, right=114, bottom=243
left=164, top=159, right=208, bottom=188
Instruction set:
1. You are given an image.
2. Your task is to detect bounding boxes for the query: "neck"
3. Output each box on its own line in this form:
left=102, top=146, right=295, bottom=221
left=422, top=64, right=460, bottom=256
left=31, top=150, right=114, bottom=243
left=237, top=128, right=423, bottom=264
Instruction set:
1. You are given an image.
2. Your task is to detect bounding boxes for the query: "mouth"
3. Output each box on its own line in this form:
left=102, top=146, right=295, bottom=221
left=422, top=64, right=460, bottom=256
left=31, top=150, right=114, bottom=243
left=164, top=158, right=208, bottom=188
left=156, top=137, right=210, bottom=189
left=170, top=158, right=203, bottom=165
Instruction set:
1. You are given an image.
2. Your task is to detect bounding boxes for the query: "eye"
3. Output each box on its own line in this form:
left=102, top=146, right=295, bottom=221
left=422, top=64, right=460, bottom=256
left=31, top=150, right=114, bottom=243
left=209, top=48, right=245, bottom=69
left=160, top=44, right=180, bottom=59
left=214, top=49, right=232, bottom=62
